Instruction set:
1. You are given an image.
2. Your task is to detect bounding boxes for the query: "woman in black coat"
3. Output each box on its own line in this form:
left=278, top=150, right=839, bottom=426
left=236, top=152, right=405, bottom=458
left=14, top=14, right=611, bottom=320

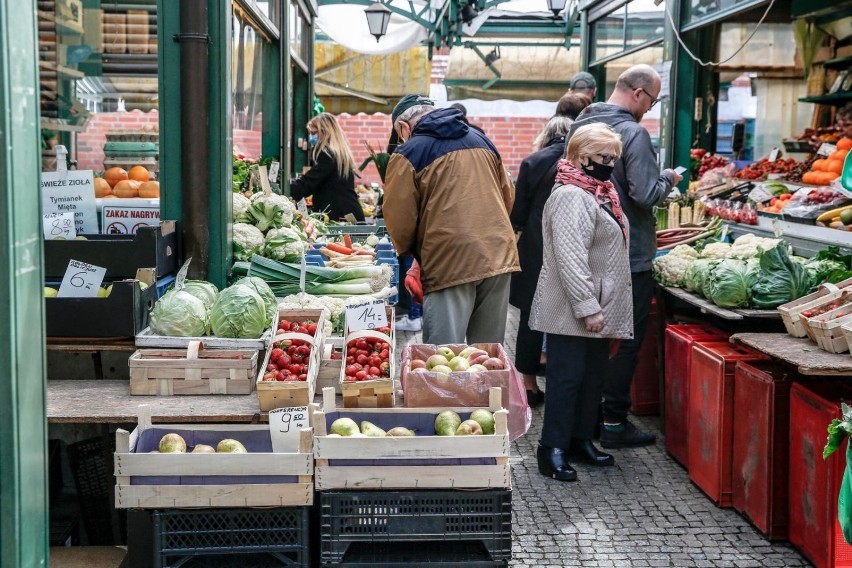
left=290, top=113, right=365, bottom=222
left=510, top=115, right=575, bottom=406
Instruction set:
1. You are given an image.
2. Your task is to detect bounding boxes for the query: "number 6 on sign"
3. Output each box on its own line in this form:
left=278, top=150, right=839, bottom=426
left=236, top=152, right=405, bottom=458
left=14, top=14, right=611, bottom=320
left=57, top=259, right=107, bottom=298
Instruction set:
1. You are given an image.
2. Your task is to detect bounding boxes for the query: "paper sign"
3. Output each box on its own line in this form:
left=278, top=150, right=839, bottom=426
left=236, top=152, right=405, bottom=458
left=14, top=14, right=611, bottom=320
left=655, top=60, right=673, bottom=101
left=57, top=259, right=107, bottom=298
left=259, top=165, right=272, bottom=195
left=817, top=143, right=837, bottom=157
left=346, top=298, right=388, bottom=332
left=102, top=205, right=160, bottom=234
left=299, top=253, right=306, bottom=293
left=174, top=258, right=192, bottom=291
left=748, top=185, right=774, bottom=204
left=41, top=169, right=98, bottom=234
left=297, top=199, right=309, bottom=218
left=772, top=219, right=783, bottom=238
left=268, top=162, right=280, bottom=182
left=268, top=406, right=310, bottom=453
left=43, top=212, right=76, bottom=240
left=720, top=224, right=729, bottom=242
left=344, top=213, right=357, bottom=224
left=768, top=148, right=780, bottom=162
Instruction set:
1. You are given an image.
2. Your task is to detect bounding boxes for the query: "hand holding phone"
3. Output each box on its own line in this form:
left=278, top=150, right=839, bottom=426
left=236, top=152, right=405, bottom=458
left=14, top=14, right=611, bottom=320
left=673, top=166, right=687, bottom=175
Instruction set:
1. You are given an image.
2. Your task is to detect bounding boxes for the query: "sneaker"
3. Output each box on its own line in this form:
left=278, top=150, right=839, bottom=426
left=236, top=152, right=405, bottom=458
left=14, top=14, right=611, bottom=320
left=395, top=317, right=422, bottom=332
left=599, top=419, right=656, bottom=449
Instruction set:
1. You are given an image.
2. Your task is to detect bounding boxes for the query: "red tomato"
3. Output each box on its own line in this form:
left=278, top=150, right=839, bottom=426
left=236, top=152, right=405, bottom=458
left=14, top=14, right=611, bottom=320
left=289, top=364, right=303, bottom=375
left=306, top=323, right=318, bottom=336
left=347, top=347, right=358, bottom=357
left=355, top=340, right=369, bottom=351
left=291, top=322, right=302, bottom=333
left=355, top=370, right=368, bottom=381
left=369, top=356, right=382, bottom=367
left=346, top=356, right=355, bottom=365
left=369, top=366, right=381, bottom=376
left=345, top=365, right=358, bottom=376
left=379, top=349, right=389, bottom=360
left=380, top=362, right=390, bottom=375
left=297, top=345, right=311, bottom=357
left=276, top=370, right=288, bottom=381
left=356, top=354, right=369, bottom=365
left=278, top=319, right=292, bottom=331
left=267, top=363, right=277, bottom=372
left=270, top=348, right=284, bottom=361
left=298, top=373, right=308, bottom=382
left=279, top=353, right=291, bottom=367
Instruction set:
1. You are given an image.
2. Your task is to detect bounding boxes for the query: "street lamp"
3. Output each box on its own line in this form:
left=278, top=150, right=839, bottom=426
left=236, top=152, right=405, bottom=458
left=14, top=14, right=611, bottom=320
left=545, top=0, right=567, bottom=17
left=461, top=0, right=479, bottom=24
left=364, top=2, right=392, bottom=42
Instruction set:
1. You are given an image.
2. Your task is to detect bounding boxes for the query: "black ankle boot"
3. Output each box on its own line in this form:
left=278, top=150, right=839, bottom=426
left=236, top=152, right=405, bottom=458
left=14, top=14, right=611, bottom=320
left=537, top=444, right=577, bottom=481
left=567, top=439, right=615, bottom=467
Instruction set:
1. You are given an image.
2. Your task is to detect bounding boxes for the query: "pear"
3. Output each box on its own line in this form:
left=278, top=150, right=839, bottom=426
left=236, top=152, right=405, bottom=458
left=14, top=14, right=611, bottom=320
left=456, top=419, right=483, bottom=436
left=216, top=439, right=248, bottom=453
left=96, top=286, right=110, bottom=298
left=436, top=346, right=456, bottom=360
left=191, top=444, right=216, bottom=453
left=448, top=357, right=470, bottom=372
left=326, top=433, right=342, bottom=438
left=386, top=427, right=415, bottom=437
left=361, top=421, right=387, bottom=437
left=330, top=417, right=360, bottom=436
left=349, top=432, right=367, bottom=438
left=44, top=287, right=58, bottom=298
left=469, top=409, right=495, bottom=435
left=434, top=410, right=462, bottom=436
left=158, top=433, right=187, bottom=453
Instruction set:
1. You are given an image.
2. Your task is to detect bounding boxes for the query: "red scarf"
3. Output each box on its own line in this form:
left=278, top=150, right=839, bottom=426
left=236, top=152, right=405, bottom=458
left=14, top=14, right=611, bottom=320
left=555, top=159, right=626, bottom=239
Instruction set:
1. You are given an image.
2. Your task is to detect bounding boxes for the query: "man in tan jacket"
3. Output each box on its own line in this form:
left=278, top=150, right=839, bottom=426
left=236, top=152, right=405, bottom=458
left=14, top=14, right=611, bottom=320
left=383, top=95, right=519, bottom=345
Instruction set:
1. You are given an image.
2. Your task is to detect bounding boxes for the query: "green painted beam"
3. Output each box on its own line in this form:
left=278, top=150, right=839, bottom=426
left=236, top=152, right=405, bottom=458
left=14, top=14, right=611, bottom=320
left=262, top=41, right=281, bottom=158
left=315, top=0, right=432, bottom=28
left=158, top=0, right=182, bottom=225
left=0, top=0, right=48, bottom=563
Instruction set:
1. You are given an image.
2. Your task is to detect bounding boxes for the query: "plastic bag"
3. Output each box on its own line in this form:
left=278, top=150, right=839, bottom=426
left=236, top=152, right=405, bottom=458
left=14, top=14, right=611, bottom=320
left=783, top=186, right=852, bottom=219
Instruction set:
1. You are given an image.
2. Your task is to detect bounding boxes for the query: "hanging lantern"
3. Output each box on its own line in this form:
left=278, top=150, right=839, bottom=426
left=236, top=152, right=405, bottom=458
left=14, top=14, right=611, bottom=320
left=364, top=2, right=392, bottom=42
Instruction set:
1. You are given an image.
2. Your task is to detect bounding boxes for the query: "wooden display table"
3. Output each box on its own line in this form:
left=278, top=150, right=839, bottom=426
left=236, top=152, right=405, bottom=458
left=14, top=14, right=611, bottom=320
left=47, top=338, right=137, bottom=381
left=49, top=546, right=126, bottom=568
left=730, top=333, right=852, bottom=377
left=663, top=287, right=780, bottom=321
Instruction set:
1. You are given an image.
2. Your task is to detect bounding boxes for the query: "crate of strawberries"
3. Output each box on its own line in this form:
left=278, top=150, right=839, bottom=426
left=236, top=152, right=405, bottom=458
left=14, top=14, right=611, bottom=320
left=339, top=305, right=395, bottom=408
left=256, top=309, right=327, bottom=410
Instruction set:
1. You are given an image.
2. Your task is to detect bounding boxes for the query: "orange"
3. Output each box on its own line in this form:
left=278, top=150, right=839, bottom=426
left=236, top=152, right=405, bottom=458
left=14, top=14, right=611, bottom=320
left=103, top=167, right=128, bottom=188
left=128, top=165, right=150, bottom=182
left=113, top=179, right=141, bottom=198
left=93, top=177, right=112, bottom=198
left=828, top=160, right=844, bottom=174
left=138, top=181, right=160, bottom=198
left=812, top=159, right=827, bottom=172
left=836, top=137, right=852, bottom=151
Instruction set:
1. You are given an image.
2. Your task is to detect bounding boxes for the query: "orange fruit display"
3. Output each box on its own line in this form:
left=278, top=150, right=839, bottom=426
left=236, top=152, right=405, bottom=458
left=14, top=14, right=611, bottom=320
left=128, top=165, right=150, bottom=182
left=103, top=167, right=128, bottom=188
left=138, top=181, right=160, bottom=198
left=94, top=177, right=112, bottom=198
left=112, top=179, right=141, bottom=198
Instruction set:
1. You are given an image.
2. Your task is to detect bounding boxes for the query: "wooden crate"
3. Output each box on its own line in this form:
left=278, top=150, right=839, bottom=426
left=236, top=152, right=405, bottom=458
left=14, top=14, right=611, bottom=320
left=843, top=322, right=852, bottom=353
left=779, top=279, right=852, bottom=338
left=125, top=10, right=149, bottom=55
left=807, top=306, right=852, bottom=354
left=339, top=305, right=395, bottom=408
left=114, top=411, right=314, bottom=508
left=256, top=309, right=326, bottom=410
left=102, top=12, right=126, bottom=54
left=317, top=341, right=342, bottom=394
left=312, top=387, right=510, bottom=490
left=129, top=341, right=257, bottom=396
left=135, top=327, right=273, bottom=350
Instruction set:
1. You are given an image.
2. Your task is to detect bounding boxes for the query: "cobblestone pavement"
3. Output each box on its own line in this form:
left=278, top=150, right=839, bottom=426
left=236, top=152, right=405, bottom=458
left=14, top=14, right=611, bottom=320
left=397, top=307, right=810, bottom=568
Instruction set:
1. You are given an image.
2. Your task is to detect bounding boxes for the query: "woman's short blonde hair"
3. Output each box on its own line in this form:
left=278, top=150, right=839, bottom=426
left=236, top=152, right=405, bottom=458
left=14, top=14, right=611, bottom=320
left=566, top=123, right=622, bottom=162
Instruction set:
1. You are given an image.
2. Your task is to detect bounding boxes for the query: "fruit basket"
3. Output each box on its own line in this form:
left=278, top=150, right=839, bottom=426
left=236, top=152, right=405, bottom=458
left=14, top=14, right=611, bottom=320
left=339, top=305, right=395, bottom=408
left=129, top=341, right=258, bottom=396
left=777, top=279, right=852, bottom=337
left=804, top=301, right=852, bottom=354
left=114, top=412, right=314, bottom=508
left=256, top=309, right=327, bottom=410
left=311, top=386, right=510, bottom=490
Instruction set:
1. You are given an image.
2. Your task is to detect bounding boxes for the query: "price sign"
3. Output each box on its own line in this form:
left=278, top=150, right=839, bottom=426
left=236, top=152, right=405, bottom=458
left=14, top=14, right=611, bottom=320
left=748, top=185, right=774, bottom=204
left=174, top=258, right=192, bottom=291
left=258, top=165, right=272, bottom=195
left=346, top=298, right=388, bottom=332
left=297, top=199, right=309, bottom=218
left=344, top=213, right=358, bottom=224
left=817, top=143, right=837, bottom=157
left=268, top=406, right=310, bottom=453
left=299, top=252, right=306, bottom=293
left=768, top=148, right=780, bottom=162
left=268, top=161, right=280, bottom=182
left=772, top=218, right=783, bottom=238
left=719, top=224, right=729, bottom=242
left=43, top=212, right=76, bottom=240
left=41, top=169, right=98, bottom=234
left=57, top=259, right=107, bottom=298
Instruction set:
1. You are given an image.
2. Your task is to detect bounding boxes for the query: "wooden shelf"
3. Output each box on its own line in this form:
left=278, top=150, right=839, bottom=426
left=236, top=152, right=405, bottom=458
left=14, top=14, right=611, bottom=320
left=731, top=333, right=852, bottom=376
left=799, top=92, right=852, bottom=105
left=41, top=118, right=87, bottom=133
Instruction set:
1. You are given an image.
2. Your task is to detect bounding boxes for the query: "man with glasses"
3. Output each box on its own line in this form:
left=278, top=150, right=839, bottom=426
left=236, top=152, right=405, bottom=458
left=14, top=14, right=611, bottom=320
left=566, top=64, right=683, bottom=449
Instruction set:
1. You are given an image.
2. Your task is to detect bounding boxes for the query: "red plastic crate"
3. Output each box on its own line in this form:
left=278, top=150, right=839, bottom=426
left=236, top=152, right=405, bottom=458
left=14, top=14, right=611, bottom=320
left=789, top=381, right=852, bottom=568
left=687, top=342, right=768, bottom=507
left=731, top=361, right=795, bottom=540
left=664, top=324, right=728, bottom=468
left=630, top=298, right=660, bottom=416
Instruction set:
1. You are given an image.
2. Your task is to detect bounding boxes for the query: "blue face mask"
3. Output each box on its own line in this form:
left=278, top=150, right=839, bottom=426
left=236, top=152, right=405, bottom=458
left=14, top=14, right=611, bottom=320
left=308, top=133, right=318, bottom=146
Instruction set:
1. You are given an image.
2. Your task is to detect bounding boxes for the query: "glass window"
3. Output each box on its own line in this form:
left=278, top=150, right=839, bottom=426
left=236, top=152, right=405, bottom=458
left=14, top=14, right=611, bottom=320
left=232, top=9, right=268, bottom=161
left=591, top=0, right=664, bottom=64
left=289, top=2, right=303, bottom=63
left=685, top=0, right=762, bottom=27
left=601, top=43, right=666, bottom=145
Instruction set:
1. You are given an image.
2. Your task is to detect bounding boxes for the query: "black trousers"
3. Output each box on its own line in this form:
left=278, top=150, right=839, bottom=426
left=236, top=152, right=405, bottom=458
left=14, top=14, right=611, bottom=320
left=540, top=333, right=609, bottom=449
left=602, top=270, right=655, bottom=423
left=514, top=309, right=544, bottom=375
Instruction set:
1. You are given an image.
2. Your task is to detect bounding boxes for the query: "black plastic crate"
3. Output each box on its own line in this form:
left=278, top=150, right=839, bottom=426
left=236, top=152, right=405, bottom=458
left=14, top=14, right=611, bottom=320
left=67, top=435, right=125, bottom=545
left=152, top=507, right=310, bottom=568
left=319, top=489, right=511, bottom=567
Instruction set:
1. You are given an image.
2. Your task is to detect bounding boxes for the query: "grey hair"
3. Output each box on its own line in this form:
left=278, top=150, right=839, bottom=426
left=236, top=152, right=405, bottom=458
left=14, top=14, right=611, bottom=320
left=615, top=64, right=659, bottom=92
left=532, top=115, right=573, bottom=152
left=395, top=105, right=435, bottom=131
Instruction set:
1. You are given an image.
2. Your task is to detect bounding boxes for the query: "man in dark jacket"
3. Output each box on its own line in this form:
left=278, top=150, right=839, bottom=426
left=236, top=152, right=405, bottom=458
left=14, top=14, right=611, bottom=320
left=383, top=94, right=519, bottom=345
left=566, top=64, right=683, bottom=448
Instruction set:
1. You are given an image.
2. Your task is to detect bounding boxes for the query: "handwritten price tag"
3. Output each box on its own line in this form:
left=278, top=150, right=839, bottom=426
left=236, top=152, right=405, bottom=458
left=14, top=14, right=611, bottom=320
left=346, top=298, right=388, bottom=332
left=768, top=148, right=780, bottom=162
left=268, top=161, right=280, bottom=182
left=269, top=406, right=310, bottom=453
left=43, top=212, right=76, bottom=240
left=817, top=143, right=837, bottom=157
left=297, top=199, right=309, bottom=218
left=174, top=257, right=192, bottom=291
left=57, top=259, right=107, bottom=298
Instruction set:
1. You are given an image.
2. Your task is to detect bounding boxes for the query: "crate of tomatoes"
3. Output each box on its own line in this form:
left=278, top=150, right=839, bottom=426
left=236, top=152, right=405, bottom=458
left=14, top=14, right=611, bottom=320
left=257, top=309, right=327, bottom=410
left=802, top=291, right=852, bottom=353
left=340, top=305, right=395, bottom=408
left=778, top=278, right=852, bottom=337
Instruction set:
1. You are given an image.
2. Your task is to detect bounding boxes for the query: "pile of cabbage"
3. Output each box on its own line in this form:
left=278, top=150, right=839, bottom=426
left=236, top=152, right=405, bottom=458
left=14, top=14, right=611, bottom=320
left=654, top=233, right=851, bottom=309
left=149, top=277, right=278, bottom=339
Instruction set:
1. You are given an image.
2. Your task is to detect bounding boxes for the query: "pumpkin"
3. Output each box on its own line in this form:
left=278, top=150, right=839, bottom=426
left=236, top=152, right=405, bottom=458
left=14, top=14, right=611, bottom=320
left=836, top=137, right=852, bottom=151
left=138, top=181, right=160, bottom=198
left=103, top=167, right=128, bottom=188
left=812, top=159, right=827, bottom=172
left=113, top=179, right=141, bottom=198
left=828, top=160, right=844, bottom=174
left=128, top=165, right=150, bottom=182
left=94, top=177, right=112, bottom=198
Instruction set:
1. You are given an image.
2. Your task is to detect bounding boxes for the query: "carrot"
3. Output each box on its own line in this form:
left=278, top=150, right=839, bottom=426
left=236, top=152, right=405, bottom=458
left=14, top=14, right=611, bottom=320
left=326, top=242, right=353, bottom=255
left=343, top=234, right=352, bottom=248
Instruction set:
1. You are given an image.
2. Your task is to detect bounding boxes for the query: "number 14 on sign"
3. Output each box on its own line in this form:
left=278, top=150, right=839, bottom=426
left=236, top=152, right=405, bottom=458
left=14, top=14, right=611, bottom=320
left=347, top=299, right=387, bottom=331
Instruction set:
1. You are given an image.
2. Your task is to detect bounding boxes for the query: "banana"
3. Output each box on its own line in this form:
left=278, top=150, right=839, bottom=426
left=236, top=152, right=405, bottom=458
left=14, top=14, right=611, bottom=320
left=816, top=205, right=852, bottom=224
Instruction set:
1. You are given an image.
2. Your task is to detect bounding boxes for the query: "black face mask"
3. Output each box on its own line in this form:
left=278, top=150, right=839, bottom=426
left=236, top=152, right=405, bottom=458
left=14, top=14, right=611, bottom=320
left=582, top=160, right=615, bottom=182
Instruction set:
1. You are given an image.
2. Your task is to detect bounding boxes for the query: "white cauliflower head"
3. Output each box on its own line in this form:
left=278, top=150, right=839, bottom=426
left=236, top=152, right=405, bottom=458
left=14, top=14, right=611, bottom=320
left=264, top=226, right=309, bottom=262
left=233, top=223, right=265, bottom=262
left=232, top=193, right=251, bottom=223
left=247, top=192, right=296, bottom=231
left=700, top=242, right=731, bottom=260
left=727, top=233, right=782, bottom=259
left=653, top=249, right=696, bottom=287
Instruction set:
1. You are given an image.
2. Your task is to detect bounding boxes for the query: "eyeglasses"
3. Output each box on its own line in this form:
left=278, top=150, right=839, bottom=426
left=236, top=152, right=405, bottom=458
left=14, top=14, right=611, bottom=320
left=636, top=87, right=660, bottom=109
left=594, top=153, right=617, bottom=165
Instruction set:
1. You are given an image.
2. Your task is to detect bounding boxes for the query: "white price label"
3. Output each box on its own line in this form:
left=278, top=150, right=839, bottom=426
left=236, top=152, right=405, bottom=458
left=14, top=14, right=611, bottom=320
left=297, top=199, right=309, bottom=218
left=268, top=406, right=310, bottom=453
left=299, top=252, right=307, bottom=293
left=772, top=219, right=783, bottom=238
left=748, top=186, right=774, bottom=204
left=41, top=169, right=98, bottom=234
left=174, top=258, right=192, bottom=291
left=817, top=143, right=837, bottom=157
left=768, top=148, right=780, bottom=162
left=57, top=259, right=107, bottom=298
left=720, top=224, right=729, bottom=242
left=268, top=162, right=280, bottom=182
left=346, top=298, right=388, bottom=332
left=43, top=212, right=76, bottom=240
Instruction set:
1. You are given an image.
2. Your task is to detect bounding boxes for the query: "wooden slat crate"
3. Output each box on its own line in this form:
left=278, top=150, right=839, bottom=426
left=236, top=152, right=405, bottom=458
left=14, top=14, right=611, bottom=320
left=807, top=307, right=852, bottom=354
left=317, top=341, right=342, bottom=394
left=312, top=386, right=510, bottom=490
left=778, top=279, right=852, bottom=338
left=125, top=9, right=148, bottom=54
left=129, top=341, right=257, bottom=395
left=339, top=306, right=395, bottom=408
left=135, top=326, right=273, bottom=350
left=256, top=309, right=326, bottom=410
left=102, top=12, right=126, bottom=54
left=114, top=411, right=314, bottom=508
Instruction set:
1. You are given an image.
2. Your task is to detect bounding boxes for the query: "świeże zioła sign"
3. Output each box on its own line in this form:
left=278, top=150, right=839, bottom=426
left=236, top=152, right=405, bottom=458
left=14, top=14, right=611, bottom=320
left=41, top=170, right=98, bottom=234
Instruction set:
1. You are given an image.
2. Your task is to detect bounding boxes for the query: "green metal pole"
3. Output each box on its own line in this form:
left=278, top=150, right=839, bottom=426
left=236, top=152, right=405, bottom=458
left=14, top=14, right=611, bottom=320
left=158, top=0, right=184, bottom=229
left=0, top=0, right=49, bottom=564
left=262, top=42, right=281, bottom=159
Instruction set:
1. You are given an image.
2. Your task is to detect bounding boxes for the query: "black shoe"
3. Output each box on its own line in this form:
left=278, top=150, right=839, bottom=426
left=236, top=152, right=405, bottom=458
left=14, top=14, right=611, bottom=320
left=599, top=419, right=657, bottom=449
left=537, top=444, right=577, bottom=482
left=526, top=389, right=545, bottom=408
left=567, top=439, right=615, bottom=467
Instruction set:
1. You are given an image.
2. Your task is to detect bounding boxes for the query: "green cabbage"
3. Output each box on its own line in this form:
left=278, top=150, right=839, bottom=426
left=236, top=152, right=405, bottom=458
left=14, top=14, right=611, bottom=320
left=683, top=259, right=715, bottom=295
left=180, top=280, right=219, bottom=311
left=209, top=284, right=269, bottom=339
left=751, top=244, right=814, bottom=309
left=149, top=290, right=209, bottom=337
left=707, top=259, right=757, bottom=308
left=234, top=276, right=277, bottom=325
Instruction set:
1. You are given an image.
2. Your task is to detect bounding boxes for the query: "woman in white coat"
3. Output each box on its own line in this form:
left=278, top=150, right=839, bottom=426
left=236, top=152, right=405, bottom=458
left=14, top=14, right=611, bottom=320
left=529, top=123, right=634, bottom=482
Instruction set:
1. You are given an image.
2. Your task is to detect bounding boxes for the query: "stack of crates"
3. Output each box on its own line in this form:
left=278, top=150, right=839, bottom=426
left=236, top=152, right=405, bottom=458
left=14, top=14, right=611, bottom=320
left=307, top=237, right=399, bottom=306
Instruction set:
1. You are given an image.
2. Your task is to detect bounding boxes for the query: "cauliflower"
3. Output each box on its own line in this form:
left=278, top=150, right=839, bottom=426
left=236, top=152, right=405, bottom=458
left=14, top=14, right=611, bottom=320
left=653, top=245, right=698, bottom=287
left=247, top=192, right=296, bottom=232
left=699, top=242, right=731, bottom=260
left=277, top=292, right=343, bottom=335
left=264, top=226, right=309, bottom=262
left=727, top=233, right=782, bottom=259
left=233, top=223, right=265, bottom=262
left=232, top=193, right=251, bottom=223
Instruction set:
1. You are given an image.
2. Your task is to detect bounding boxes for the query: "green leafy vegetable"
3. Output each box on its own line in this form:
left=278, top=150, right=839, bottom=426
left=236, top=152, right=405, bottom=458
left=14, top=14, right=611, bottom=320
left=751, top=244, right=814, bottom=308
left=234, top=276, right=277, bottom=325
left=683, top=259, right=715, bottom=295
left=825, top=403, right=852, bottom=459
left=707, top=259, right=757, bottom=308
left=149, top=290, right=209, bottom=337
left=181, top=280, right=219, bottom=311
left=209, top=284, right=268, bottom=339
